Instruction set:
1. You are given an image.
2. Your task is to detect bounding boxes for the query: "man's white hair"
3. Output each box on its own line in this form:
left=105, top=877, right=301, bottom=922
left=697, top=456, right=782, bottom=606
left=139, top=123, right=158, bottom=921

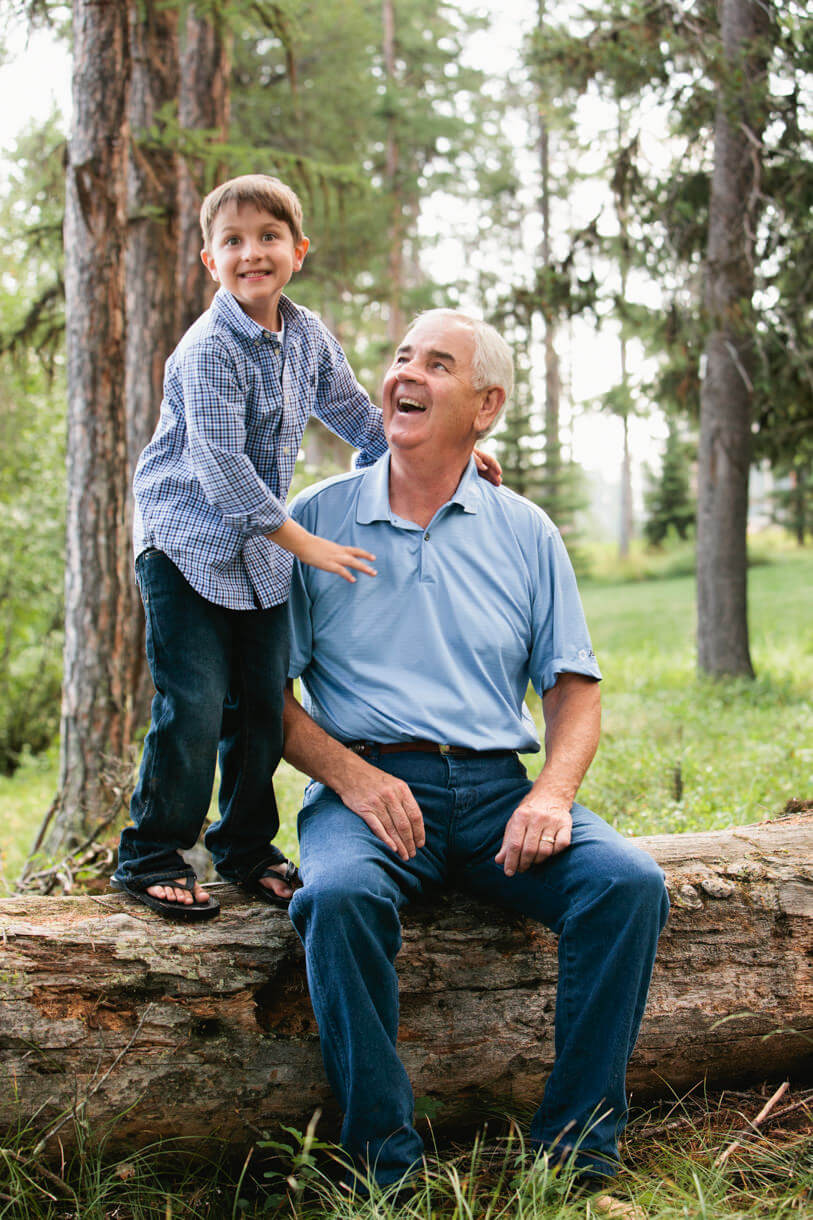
left=412, top=309, right=514, bottom=433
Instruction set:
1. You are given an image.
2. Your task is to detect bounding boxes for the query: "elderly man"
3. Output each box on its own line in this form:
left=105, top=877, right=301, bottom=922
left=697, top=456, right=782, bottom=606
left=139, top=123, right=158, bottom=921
left=282, top=309, right=669, bottom=1195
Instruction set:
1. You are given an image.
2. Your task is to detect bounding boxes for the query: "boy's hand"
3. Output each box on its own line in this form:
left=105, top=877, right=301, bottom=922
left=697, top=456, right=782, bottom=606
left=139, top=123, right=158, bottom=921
left=296, top=534, right=377, bottom=583
left=474, top=447, right=502, bottom=486
left=268, top=513, right=376, bottom=581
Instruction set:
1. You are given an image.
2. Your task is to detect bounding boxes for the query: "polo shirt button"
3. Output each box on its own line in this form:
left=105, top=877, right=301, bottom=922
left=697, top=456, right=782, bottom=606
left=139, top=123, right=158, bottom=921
left=424, top=532, right=430, bottom=541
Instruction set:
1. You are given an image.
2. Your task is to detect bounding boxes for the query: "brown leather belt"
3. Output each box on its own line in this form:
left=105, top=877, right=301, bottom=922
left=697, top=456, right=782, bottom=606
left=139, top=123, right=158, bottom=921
left=346, top=740, right=516, bottom=760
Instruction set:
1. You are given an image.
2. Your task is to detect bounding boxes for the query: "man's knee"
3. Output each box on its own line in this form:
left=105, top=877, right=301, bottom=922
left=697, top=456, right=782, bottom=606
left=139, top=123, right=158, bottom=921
left=600, top=846, right=669, bottom=930
left=290, top=866, right=402, bottom=949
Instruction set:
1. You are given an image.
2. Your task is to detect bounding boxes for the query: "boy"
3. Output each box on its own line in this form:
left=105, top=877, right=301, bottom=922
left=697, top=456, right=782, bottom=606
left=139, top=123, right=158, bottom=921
left=112, top=173, right=499, bottom=922
left=112, top=174, right=388, bottom=921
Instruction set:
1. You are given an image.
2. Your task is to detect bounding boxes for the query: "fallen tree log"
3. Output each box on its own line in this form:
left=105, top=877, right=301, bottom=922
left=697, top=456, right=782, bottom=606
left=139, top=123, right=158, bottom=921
left=1, top=812, right=810, bottom=1151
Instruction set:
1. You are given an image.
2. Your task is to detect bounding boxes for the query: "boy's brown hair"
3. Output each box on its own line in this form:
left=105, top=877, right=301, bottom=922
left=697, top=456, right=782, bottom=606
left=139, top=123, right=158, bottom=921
left=200, top=174, right=305, bottom=249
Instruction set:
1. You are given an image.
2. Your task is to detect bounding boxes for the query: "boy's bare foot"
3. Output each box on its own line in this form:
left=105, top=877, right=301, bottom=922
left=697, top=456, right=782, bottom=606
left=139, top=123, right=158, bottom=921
left=237, top=856, right=301, bottom=907
left=256, top=861, right=298, bottom=901
left=147, top=878, right=211, bottom=905
left=111, top=870, right=220, bottom=921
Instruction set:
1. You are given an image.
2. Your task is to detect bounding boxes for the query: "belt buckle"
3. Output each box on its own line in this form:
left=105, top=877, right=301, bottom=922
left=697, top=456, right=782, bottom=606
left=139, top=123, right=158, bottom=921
left=438, top=743, right=451, bottom=755
left=348, top=742, right=367, bottom=754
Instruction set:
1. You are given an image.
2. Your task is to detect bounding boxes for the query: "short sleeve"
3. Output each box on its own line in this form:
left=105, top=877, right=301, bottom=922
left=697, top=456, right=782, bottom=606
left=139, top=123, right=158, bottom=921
left=527, top=526, right=601, bottom=695
left=286, top=557, right=313, bottom=679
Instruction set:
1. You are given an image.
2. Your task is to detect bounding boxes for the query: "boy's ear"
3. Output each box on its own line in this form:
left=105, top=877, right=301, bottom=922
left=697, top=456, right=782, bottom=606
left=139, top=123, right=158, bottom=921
left=292, top=236, right=310, bottom=272
left=200, top=248, right=219, bottom=281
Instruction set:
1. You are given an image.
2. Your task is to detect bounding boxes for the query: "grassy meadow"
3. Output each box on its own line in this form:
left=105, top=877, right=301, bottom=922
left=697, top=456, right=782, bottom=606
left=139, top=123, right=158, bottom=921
left=1, top=538, right=811, bottom=1217
left=3, top=538, right=810, bottom=885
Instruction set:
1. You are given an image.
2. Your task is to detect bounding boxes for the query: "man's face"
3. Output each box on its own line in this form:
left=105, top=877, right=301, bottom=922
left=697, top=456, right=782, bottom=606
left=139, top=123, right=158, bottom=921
left=200, top=201, right=309, bottom=324
left=381, top=316, right=497, bottom=457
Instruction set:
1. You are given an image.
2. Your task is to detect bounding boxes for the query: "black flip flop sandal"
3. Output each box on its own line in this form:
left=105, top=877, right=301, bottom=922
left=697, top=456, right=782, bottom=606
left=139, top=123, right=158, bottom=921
left=111, top=868, right=220, bottom=922
left=237, top=857, right=301, bottom=908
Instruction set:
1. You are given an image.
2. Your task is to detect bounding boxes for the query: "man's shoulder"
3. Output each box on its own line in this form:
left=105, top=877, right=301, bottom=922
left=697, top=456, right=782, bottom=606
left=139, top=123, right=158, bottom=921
left=289, top=467, right=366, bottom=520
left=483, top=481, right=559, bottom=541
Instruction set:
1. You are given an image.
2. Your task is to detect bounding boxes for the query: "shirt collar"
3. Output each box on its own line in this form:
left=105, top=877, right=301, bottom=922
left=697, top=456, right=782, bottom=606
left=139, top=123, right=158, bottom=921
left=356, top=454, right=482, bottom=525
left=212, top=288, right=301, bottom=340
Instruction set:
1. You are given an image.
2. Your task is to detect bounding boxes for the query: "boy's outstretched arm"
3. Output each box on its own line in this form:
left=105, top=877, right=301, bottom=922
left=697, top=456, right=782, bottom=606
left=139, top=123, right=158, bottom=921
left=268, top=517, right=377, bottom=583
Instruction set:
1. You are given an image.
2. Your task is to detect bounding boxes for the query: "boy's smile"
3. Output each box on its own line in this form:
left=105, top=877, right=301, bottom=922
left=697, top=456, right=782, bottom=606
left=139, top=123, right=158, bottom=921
left=201, top=201, right=309, bottom=331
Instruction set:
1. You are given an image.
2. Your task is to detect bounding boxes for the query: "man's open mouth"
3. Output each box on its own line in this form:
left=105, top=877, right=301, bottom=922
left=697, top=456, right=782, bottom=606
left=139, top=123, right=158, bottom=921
left=397, top=397, right=427, bottom=413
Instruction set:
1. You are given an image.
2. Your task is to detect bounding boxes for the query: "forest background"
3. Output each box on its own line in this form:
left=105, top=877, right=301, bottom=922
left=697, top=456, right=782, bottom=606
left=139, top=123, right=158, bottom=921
left=0, top=3, right=811, bottom=1216
left=0, top=0, right=810, bottom=884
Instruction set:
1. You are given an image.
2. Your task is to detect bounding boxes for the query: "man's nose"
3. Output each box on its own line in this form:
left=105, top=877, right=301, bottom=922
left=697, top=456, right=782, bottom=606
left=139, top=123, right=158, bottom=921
left=396, top=358, right=422, bottom=381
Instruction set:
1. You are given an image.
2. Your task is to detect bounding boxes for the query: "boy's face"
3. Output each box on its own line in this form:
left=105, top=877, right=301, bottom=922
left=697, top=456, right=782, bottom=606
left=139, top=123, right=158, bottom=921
left=201, top=201, right=309, bottom=328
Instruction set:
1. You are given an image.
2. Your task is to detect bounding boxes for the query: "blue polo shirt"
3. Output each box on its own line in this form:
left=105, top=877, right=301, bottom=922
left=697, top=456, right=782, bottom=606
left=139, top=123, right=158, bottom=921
left=287, top=455, right=601, bottom=753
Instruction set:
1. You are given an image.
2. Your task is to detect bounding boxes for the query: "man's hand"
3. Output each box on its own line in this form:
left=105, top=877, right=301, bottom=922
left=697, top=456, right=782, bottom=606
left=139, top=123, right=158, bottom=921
left=473, top=447, right=502, bottom=486
left=338, top=759, right=426, bottom=861
left=495, top=794, right=573, bottom=876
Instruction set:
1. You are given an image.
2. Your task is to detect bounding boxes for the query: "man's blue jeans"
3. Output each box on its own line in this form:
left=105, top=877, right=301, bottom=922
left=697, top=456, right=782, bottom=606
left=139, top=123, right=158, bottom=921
left=115, top=548, right=290, bottom=883
left=289, top=748, right=669, bottom=1187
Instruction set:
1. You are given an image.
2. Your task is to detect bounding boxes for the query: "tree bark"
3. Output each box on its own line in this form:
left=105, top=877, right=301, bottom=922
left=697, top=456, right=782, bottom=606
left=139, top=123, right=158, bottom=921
left=47, top=0, right=131, bottom=855
left=696, top=0, right=771, bottom=677
left=124, top=0, right=181, bottom=735
left=176, top=6, right=230, bottom=337
left=2, top=813, right=809, bottom=1153
left=382, top=0, right=405, bottom=348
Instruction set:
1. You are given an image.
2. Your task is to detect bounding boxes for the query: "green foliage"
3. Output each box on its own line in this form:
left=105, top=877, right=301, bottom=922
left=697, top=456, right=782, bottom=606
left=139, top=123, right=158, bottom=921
left=0, top=115, right=67, bottom=776
left=569, top=549, right=813, bottom=838
left=771, top=460, right=813, bottom=544
left=525, top=0, right=813, bottom=484
left=643, top=416, right=696, bottom=547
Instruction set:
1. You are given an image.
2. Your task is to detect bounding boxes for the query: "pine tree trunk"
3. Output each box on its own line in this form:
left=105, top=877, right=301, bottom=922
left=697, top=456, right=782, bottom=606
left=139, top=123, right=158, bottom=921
left=4, top=813, right=809, bottom=1153
left=176, top=7, right=230, bottom=337
left=383, top=0, right=405, bottom=347
left=47, top=0, right=132, bottom=855
left=124, top=0, right=181, bottom=736
left=696, top=0, right=771, bottom=677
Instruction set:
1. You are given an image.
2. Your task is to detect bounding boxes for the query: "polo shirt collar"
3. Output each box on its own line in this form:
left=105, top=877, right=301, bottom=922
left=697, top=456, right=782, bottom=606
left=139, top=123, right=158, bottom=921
left=356, top=454, right=482, bottom=525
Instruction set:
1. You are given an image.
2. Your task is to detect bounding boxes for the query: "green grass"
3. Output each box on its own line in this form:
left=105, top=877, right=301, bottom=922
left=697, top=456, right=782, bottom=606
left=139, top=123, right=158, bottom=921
left=2, top=546, right=812, bottom=887
left=0, top=1087, right=810, bottom=1217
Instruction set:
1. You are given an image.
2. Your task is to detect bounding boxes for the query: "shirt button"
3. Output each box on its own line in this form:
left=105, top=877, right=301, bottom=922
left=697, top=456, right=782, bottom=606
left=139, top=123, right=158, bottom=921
left=424, top=532, right=431, bottom=541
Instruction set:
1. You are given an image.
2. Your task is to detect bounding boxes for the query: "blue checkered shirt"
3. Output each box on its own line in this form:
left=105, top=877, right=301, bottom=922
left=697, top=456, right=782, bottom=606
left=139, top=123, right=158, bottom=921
left=132, top=289, right=387, bottom=608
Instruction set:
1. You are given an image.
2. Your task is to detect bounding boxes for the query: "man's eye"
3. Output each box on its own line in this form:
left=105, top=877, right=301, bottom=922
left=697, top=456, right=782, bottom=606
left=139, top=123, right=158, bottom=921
left=432, top=361, right=448, bottom=372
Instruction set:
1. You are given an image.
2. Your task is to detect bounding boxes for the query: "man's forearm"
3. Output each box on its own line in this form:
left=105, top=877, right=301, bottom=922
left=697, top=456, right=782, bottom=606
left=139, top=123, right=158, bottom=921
left=282, top=683, right=426, bottom=859
left=533, top=673, right=601, bottom=807
left=282, top=682, right=361, bottom=800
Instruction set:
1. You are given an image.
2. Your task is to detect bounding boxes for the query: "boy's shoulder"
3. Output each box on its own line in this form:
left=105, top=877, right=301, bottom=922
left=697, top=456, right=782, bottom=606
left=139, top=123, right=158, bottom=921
left=171, top=300, right=238, bottom=364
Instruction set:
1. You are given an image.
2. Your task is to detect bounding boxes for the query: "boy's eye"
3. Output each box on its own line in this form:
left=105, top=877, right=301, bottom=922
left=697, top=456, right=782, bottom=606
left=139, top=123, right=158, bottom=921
left=225, top=235, right=241, bottom=246
left=262, top=232, right=278, bottom=242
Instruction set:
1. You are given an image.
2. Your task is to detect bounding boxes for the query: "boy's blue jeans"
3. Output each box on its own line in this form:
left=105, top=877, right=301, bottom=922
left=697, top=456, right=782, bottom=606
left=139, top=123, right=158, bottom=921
left=115, top=548, right=289, bottom=883
left=289, top=749, right=669, bottom=1187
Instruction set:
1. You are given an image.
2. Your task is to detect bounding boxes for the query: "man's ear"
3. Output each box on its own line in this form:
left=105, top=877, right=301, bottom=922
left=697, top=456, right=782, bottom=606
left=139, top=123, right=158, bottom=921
left=200, top=248, right=219, bottom=281
left=475, top=386, right=506, bottom=434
